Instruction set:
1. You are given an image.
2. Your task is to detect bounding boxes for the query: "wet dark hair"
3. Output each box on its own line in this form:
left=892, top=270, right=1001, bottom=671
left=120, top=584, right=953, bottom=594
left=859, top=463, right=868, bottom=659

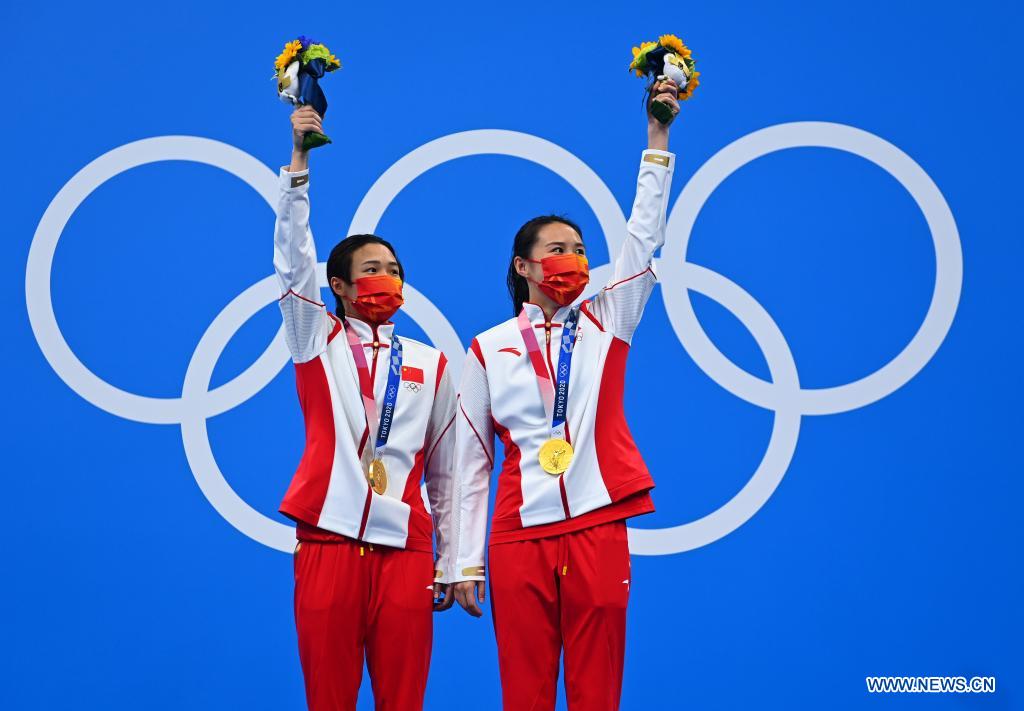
left=325, top=234, right=405, bottom=315
left=506, top=215, right=583, bottom=316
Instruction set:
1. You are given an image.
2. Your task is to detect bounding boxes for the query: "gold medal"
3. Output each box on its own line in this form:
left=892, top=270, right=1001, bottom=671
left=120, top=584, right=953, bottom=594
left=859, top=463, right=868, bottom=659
left=538, top=438, right=574, bottom=475
left=367, top=458, right=388, bottom=495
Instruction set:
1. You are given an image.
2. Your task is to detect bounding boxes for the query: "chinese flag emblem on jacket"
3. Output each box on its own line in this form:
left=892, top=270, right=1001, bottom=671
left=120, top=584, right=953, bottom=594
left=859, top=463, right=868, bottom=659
left=401, top=365, right=424, bottom=383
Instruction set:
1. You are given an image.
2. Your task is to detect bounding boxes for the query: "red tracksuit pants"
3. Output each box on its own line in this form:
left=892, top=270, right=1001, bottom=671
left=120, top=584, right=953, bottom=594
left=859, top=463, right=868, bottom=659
left=489, top=519, right=632, bottom=711
left=293, top=537, right=435, bottom=710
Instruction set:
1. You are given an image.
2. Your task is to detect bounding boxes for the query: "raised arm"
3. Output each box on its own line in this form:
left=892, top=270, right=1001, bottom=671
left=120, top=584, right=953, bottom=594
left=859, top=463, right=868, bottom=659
left=274, top=106, right=331, bottom=363
left=423, top=354, right=458, bottom=607
left=452, top=339, right=495, bottom=617
left=588, top=79, right=678, bottom=343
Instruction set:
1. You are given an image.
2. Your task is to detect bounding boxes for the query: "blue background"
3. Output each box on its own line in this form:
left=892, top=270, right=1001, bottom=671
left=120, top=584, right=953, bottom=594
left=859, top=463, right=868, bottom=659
left=3, top=1, right=1020, bottom=708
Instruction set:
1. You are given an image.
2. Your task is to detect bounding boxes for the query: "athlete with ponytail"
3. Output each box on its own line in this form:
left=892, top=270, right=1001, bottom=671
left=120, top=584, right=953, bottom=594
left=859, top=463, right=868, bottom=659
left=275, top=105, right=457, bottom=710
left=451, top=78, right=681, bottom=710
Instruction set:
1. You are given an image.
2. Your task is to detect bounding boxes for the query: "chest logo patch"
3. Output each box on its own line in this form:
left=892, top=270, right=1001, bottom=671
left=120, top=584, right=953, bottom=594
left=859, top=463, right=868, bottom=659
left=401, top=365, right=424, bottom=383
left=401, top=365, right=425, bottom=393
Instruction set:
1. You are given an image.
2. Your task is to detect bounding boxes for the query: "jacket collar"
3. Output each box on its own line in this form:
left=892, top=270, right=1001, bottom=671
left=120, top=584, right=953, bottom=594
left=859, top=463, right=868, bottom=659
left=342, top=313, right=395, bottom=344
left=520, top=301, right=574, bottom=326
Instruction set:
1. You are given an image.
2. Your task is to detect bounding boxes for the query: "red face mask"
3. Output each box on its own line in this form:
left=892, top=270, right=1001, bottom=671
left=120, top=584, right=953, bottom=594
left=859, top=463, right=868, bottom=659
left=345, top=274, right=404, bottom=323
left=527, top=253, right=590, bottom=306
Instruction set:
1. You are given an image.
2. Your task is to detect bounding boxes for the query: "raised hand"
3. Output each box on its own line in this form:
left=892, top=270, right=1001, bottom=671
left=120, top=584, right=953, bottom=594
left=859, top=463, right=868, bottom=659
left=647, top=78, right=679, bottom=150
left=289, top=105, right=322, bottom=171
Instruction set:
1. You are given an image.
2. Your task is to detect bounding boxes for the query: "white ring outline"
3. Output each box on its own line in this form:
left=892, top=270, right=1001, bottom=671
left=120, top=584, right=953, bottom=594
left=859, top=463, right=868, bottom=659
left=179, top=130, right=632, bottom=551
left=660, top=122, right=963, bottom=415
left=23, top=125, right=961, bottom=555
left=627, top=261, right=802, bottom=555
left=343, top=129, right=803, bottom=555
left=23, top=136, right=465, bottom=551
left=25, top=136, right=282, bottom=424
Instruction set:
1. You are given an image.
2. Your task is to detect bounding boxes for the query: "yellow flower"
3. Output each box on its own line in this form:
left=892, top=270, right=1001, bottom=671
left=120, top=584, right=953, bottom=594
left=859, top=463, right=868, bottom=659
left=629, top=41, right=658, bottom=72
left=274, top=39, right=303, bottom=72
left=658, top=34, right=689, bottom=57
left=679, top=70, right=700, bottom=100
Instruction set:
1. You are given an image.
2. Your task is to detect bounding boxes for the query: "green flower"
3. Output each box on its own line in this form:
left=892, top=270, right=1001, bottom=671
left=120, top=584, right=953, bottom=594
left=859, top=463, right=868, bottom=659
left=301, top=43, right=334, bottom=64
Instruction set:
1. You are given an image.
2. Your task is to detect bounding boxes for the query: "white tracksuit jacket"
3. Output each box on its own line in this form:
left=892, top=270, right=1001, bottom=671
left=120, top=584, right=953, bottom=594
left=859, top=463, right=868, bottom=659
left=453, top=149, right=675, bottom=581
left=273, top=166, right=457, bottom=582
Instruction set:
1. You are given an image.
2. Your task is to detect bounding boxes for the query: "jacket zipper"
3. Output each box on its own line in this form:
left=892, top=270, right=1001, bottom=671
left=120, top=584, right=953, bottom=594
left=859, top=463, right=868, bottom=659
left=544, top=321, right=555, bottom=379
left=545, top=319, right=572, bottom=521
left=370, top=324, right=381, bottom=379
left=356, top=324, right=383, bottom=542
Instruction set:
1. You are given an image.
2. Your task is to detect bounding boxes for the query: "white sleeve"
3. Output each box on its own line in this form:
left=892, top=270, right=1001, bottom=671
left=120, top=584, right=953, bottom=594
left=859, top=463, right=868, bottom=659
left=587, top=149, right=674, bottom=343
left=273, top=165, right=331, bottom=363
left=423, top=357, right=458, bottom=584
left=452, top=342, right=494, bottom=582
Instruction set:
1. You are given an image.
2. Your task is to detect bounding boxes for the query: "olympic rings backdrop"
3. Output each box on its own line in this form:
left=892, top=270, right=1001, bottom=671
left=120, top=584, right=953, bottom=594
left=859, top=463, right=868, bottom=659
left=3, top=2, right=1021, bottom=709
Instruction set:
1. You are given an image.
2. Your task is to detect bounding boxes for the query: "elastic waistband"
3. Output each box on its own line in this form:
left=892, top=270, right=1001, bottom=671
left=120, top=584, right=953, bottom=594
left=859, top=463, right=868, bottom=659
left=294, top=520, right=433, bottom=553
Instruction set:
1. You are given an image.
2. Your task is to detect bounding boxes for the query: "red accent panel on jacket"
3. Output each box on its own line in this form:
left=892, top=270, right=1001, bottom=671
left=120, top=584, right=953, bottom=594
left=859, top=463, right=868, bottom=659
left=279, top=356, right=336, bottom=526
left=402, top=448, right=434, bottom=552
left=595, top=336, right=654, bottom=496
left=492, top=419, right=524, bottom=529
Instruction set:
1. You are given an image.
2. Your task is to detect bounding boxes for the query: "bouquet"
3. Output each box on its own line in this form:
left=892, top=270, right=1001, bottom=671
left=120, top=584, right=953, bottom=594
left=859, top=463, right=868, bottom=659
left=629, top=34, right=700, bottom=124
left=273, top=36, right=342, bottom=150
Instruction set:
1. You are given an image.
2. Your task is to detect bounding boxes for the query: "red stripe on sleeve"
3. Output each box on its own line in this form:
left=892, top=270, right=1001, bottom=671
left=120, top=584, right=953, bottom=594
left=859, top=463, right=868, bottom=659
left=602, top=266, right=654, bottom=291
left=435, top=352, right=448, bottom=389
left=580, top=300, right=605, bottom=332
left=424, top=414, right=456, bottom=472
left=460, top=400, right=494, bottom=468
left=470, top=338, right=486, bottom=368
left=278, top=288, right=325, bottom=307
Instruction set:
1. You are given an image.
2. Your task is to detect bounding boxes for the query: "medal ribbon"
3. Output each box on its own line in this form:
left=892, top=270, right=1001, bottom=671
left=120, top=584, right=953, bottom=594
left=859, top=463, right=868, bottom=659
left=517, top=307, right=580, bottom=441
left=343, top=320, right=404, bottom=467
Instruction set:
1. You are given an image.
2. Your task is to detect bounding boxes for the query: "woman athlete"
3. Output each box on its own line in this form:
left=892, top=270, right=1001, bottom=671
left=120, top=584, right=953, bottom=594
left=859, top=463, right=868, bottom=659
left=450, top=78, right=681, bottom=710
left=275, top=105, right=457, bottom=710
